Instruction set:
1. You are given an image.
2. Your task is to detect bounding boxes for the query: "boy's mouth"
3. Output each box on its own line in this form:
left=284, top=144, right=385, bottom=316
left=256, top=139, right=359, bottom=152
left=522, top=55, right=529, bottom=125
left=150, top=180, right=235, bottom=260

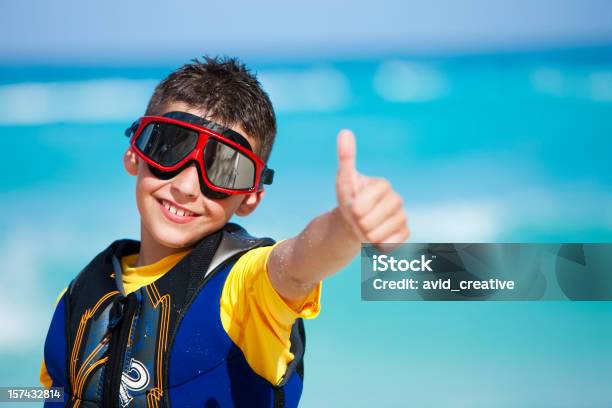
left=158, top=198, right=201, bottom=223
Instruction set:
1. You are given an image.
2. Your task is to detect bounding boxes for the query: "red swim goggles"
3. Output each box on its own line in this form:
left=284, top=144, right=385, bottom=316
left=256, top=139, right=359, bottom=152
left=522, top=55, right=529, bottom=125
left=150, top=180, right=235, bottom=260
left=125, top=111, right=274, bottom=199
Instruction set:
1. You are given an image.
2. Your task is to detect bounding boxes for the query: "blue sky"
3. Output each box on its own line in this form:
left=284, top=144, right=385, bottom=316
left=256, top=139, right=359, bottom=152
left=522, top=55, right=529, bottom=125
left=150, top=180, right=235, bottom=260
left=1, top=0, right=612, bottom=63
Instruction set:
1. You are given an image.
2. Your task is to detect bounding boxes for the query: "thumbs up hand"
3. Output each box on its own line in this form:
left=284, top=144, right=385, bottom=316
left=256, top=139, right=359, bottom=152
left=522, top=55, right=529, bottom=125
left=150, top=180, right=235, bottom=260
left=336, top=130, right=409, bottom=250
left=267, top=129, right=410, bottom=299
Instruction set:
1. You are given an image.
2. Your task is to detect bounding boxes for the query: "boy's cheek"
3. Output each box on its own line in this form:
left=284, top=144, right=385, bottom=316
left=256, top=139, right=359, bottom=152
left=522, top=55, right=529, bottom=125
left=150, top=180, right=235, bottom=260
left=137, top=161, right=156, bottom=179
left=203, top=195, right=244, bottom=221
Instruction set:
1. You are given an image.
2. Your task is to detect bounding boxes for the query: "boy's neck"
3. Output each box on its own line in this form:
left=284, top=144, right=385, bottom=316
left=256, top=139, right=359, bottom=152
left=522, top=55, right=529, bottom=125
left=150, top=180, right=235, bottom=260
left=136, top=222, right=194, bottom=267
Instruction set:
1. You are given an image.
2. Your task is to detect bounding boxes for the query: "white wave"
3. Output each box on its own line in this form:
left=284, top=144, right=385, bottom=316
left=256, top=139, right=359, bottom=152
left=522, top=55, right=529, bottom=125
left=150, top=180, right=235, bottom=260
left=0, top=226, right=60, bottom=350
left=0, top=79, right=157, bottom=125
left=258, top=66, right=350, bottom=113
left=0, top=68, right=350, bottom=125
left=588, top=70, right=612, bottom=101
left=406, top=183, right=612, bottom=243
left=530, top=67, right=566, bottom=97
left=408, top=201, right=502, bottom=242
left=531, top=67, right=612, bottom=102
left=373, top=60, right=448, bottom=103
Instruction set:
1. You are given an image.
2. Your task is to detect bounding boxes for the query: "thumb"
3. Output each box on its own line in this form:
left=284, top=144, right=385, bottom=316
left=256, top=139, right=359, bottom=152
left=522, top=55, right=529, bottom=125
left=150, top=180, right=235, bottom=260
left=336, top=129, right=358, bottom=203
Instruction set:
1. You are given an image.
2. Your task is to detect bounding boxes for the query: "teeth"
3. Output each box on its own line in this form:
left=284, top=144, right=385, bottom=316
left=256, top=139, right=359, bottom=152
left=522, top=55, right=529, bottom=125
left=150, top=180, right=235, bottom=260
left=162, top=200, right=194, bottom=217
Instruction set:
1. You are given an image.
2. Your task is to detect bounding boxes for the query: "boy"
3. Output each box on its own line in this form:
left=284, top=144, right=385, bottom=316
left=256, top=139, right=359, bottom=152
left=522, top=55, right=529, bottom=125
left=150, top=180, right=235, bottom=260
left=41, top=56, right=408, bottom=407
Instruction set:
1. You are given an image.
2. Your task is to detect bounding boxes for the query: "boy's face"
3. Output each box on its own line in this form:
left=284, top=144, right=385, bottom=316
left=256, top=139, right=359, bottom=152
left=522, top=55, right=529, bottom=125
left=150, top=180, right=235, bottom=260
left=123, top=102, right=265, bottom=249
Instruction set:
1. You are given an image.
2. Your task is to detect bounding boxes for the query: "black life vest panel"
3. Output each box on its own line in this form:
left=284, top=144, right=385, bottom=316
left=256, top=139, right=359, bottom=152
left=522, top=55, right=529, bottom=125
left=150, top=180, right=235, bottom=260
left=43, top=223, right=305, bottom=407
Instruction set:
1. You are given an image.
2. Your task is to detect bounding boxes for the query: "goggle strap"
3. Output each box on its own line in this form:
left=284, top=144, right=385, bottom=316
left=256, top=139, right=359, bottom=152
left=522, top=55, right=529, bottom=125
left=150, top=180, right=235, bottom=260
left=164, top=111, right=253, bottom=152
left=260, top=167, right=274, bottom=186
left=124, top=120, right=139, bottom=138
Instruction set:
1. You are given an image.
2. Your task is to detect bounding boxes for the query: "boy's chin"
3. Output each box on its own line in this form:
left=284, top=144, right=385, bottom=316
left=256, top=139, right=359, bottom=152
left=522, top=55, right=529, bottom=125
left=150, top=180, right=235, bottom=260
left=157, top=237, right=197, bottom=249
left=149, top=223, right=218, bottom=249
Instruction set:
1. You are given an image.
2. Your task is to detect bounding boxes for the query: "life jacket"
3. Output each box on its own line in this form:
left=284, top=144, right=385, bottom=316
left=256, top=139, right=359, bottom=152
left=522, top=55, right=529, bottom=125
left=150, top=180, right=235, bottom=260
left=43, top=223, right=305, bottom=408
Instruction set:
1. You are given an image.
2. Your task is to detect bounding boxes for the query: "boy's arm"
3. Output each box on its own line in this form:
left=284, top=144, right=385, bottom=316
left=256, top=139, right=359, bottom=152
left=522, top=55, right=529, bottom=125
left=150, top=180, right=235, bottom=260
left=268, top=130, right=410, bottom=301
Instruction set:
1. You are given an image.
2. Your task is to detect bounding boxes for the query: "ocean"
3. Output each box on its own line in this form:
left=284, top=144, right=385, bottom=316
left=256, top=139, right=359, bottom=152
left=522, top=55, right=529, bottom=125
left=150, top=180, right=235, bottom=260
left=1, top=46, right=611, bottom=406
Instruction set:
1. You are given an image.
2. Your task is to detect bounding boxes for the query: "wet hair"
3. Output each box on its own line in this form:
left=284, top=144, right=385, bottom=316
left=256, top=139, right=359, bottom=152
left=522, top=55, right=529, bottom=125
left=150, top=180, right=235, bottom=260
left=145, top=56, right=276, bottom=163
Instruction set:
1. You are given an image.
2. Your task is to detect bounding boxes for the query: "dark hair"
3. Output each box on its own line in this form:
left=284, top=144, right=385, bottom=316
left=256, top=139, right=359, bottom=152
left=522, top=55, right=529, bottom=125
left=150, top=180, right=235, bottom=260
left=145, top=56, right=276, bottom=163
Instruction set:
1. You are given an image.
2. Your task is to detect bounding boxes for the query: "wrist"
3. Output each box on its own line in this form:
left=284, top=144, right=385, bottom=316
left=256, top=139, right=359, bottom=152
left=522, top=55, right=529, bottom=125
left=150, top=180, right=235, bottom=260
left=331, top=206, right=361, bottom=246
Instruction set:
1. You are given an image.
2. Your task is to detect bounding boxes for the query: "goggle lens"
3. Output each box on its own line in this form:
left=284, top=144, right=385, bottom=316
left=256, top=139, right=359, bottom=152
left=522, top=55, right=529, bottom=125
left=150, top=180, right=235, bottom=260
left=203, top=138, right=256, bottom=190
left=135, top=122, right=199, bottom=167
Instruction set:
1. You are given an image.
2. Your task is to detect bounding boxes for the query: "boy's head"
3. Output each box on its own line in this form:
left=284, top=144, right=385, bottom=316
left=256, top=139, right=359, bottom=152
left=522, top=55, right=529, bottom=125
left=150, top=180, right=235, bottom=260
left=124, top=56, right=276, bottom=249
left=145, top=56, right=277, bottom=163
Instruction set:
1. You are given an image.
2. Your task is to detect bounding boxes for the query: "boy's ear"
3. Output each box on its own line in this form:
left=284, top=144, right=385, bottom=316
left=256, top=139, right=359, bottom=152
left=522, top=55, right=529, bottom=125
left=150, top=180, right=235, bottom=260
left=123, top=147, right=139, bottom=176
left=235, top=189, right=265, bottom=217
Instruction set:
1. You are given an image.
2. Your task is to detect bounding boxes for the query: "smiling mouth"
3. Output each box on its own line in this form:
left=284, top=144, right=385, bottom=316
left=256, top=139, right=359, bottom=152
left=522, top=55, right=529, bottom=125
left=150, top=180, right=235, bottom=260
left=159, top=199, right=200, bottom=218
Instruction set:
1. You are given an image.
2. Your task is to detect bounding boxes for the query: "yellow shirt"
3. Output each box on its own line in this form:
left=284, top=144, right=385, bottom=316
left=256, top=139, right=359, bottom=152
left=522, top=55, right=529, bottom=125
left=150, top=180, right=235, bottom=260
left=40, top=242, right=321, bottom=388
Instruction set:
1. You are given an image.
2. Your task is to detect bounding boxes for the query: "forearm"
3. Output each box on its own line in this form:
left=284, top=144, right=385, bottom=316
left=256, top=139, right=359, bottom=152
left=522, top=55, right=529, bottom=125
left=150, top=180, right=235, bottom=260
left=267, top=130, right=409, bottom=302
left=268, top=207, right=361, bottom=301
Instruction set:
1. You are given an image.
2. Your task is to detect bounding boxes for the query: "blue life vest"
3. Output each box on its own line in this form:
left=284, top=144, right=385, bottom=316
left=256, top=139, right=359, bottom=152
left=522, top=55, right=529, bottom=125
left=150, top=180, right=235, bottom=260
left=43, top=223, right=305, bottom=407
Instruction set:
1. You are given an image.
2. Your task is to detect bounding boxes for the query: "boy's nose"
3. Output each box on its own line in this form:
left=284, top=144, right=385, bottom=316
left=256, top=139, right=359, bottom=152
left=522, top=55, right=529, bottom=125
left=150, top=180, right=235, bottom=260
left=171, top=163, right=201, bottom=198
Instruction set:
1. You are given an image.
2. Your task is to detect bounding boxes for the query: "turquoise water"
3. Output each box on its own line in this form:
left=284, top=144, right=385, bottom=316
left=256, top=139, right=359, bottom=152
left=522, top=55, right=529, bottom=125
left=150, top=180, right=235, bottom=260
left=1, top=47, right=611, bottom=406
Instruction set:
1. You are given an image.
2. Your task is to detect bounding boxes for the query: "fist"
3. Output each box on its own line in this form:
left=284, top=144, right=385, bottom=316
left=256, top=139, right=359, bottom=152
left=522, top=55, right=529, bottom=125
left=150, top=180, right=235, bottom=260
left=335, top=130, right=410, bottom=250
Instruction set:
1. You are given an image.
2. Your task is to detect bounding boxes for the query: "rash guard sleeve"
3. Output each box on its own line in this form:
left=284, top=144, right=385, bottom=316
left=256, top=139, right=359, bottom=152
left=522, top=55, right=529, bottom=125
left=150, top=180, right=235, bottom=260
left=220, top=242, right=321, bottom=385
